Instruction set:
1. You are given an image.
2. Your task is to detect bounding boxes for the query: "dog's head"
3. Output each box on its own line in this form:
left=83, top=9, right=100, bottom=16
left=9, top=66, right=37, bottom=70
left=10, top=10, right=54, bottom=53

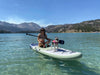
left=55, top=37, right=59, bottom=42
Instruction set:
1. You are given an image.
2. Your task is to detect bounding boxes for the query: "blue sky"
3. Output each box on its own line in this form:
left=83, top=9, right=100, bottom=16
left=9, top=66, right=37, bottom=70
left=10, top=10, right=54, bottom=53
left=0, top=0, right=100, bottom=27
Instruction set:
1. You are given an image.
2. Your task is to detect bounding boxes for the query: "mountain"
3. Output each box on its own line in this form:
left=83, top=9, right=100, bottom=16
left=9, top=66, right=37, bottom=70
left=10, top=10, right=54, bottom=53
left=17, top=22, right=41, bottom=31
left=0, top=21, right=41, bottom=32
left=46, top=19, right=100, bottom=33
left=1, top=19, right=100, bottom=33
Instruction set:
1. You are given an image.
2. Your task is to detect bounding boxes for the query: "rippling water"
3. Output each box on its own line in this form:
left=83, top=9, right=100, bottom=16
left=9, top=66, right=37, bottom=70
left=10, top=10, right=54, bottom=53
left=0, top=33, right=100, bottom=75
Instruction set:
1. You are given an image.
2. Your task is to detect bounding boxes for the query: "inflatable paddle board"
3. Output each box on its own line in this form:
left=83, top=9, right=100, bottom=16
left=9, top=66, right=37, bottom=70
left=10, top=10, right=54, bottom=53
left=30, top=43, right=82, bottom=60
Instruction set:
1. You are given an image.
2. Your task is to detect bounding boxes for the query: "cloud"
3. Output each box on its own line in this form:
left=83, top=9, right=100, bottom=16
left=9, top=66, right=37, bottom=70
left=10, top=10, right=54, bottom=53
left=2, top=17, right=24, bottom=24
left=1, top=16, right=54, bottom=27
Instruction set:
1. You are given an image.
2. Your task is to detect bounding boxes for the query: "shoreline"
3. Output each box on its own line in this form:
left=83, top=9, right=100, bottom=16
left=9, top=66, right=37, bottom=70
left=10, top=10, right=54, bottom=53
left=0, top=32, right=100, bottom=34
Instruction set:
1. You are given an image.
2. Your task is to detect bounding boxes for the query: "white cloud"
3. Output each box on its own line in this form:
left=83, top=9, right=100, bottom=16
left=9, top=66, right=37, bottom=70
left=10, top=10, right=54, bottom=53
left=3, top=17, right=24, bottom=24
left=1, top=16, right=54, bottom=27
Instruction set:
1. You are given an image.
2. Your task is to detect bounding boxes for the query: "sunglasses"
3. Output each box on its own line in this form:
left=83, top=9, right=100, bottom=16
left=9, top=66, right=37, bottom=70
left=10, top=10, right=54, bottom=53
left=41, top=30, right=45, bottom=31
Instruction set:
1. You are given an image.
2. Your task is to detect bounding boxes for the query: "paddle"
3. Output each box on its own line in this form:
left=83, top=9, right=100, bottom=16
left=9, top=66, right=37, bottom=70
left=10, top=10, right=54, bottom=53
left=26, top=33, right=38, bottom=37
left=26, top=33, right=64, bottom=44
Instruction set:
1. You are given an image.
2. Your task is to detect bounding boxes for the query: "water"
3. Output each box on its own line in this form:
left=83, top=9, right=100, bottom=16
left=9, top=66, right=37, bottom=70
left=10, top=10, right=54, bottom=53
left=0, top=33, right=100, bottom=75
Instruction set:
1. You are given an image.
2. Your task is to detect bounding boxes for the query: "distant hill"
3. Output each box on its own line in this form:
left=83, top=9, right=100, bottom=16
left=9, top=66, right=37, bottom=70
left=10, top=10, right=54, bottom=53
left=1, top=19, right=100, bottom=33
left=46, top=19, right=100, bottom=33
left=0, top=21, right=41, bottom=33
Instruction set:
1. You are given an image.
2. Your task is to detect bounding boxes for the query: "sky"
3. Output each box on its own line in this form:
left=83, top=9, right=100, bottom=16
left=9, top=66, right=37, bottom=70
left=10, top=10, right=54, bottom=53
left=0, top=0, right=100, bottom=27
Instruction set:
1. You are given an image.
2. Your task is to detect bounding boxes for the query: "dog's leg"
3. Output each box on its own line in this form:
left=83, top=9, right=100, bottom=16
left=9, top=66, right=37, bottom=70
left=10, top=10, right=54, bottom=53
left=54, top=43, right=56, bottom=51
left=57, top=44, right=58, bottom=50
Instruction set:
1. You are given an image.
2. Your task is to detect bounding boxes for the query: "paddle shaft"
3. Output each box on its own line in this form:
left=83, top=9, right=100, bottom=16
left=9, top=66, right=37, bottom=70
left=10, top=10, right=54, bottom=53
left=26, top=33, right=64, bottom=44
left=26, top=33, right=53, bottom=40
left=26, top=33, right=38, bottom=37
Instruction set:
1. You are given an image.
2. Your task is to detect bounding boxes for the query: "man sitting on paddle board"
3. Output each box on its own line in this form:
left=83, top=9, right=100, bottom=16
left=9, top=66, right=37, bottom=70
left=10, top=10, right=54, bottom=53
left=37, top=28, right=51, bottom=48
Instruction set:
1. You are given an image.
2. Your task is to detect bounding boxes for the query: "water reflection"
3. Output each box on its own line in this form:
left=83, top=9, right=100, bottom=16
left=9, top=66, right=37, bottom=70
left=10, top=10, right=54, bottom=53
left=47, top=59, right=100, bottom=75
left=32, top=49, right=99, bottom=75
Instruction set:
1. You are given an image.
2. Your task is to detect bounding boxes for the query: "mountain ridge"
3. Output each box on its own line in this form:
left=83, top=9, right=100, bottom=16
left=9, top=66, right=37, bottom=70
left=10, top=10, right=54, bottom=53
left=0, top=21, right=41, bottom=32
left=0, top=19, right=100, bottom=33
left=45, top=19, right=100, bottom=33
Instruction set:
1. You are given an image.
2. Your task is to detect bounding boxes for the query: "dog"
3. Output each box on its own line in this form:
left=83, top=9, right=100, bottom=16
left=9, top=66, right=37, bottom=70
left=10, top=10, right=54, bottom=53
left=51, top=37, right=59, bottom=51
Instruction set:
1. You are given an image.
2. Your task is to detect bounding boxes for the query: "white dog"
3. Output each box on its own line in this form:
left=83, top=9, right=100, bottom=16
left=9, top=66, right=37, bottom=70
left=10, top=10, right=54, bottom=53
left=52, top=37, right=59, bottom=51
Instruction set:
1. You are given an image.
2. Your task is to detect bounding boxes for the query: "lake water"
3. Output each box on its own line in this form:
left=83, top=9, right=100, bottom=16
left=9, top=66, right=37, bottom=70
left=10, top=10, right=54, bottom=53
left=0, top=33, right=100, bottom=75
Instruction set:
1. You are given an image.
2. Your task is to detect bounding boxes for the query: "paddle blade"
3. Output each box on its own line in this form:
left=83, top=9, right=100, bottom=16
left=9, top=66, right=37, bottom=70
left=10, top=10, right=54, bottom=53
left=59, top=40, right=64, bottom=44
left=26, top=33, right=28, bottom=35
